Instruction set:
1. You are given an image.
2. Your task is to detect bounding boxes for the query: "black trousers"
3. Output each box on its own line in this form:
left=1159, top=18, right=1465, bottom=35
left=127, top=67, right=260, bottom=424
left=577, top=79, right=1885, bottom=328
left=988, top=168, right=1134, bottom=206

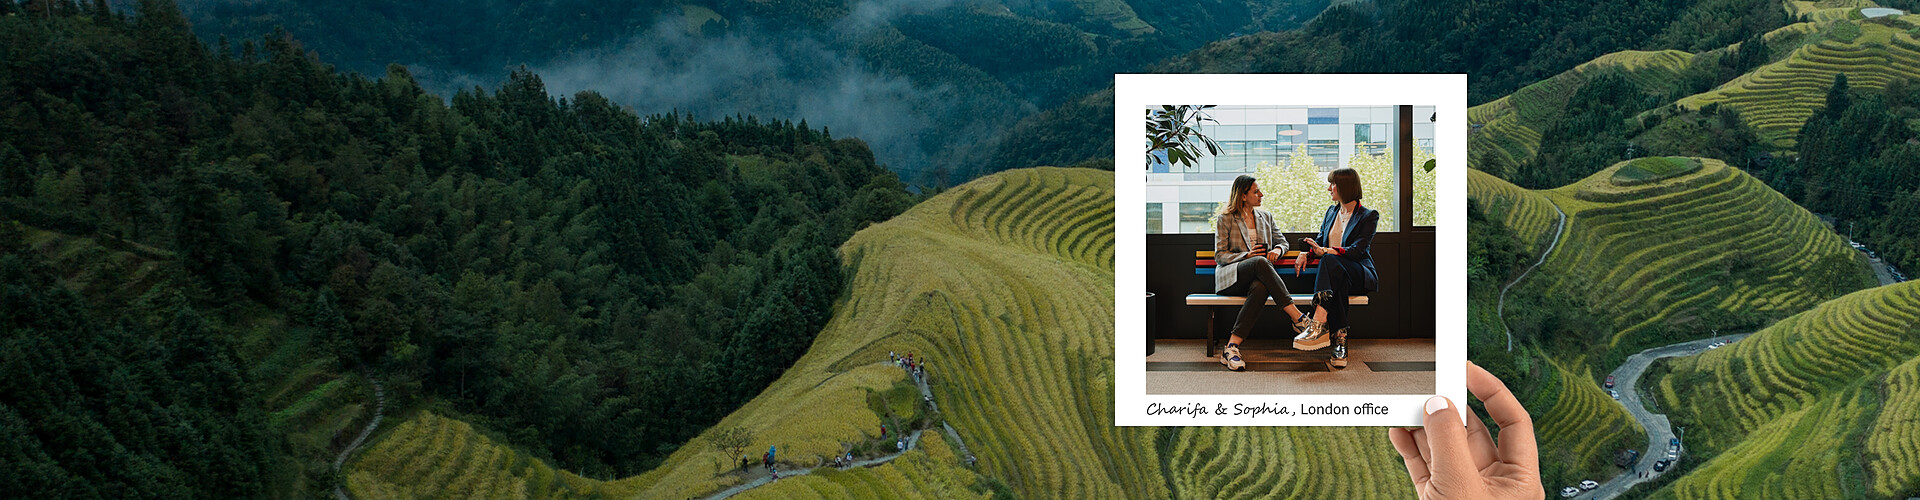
left=1218, top=258, right=1291, bottom=340
left=1314, top=253, right=1368, bottom=331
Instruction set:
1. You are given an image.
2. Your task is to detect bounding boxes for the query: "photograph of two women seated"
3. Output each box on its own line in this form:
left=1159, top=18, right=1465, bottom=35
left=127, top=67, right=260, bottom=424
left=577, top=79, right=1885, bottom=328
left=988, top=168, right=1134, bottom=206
left=1144, top=104, right=1437, bottom=395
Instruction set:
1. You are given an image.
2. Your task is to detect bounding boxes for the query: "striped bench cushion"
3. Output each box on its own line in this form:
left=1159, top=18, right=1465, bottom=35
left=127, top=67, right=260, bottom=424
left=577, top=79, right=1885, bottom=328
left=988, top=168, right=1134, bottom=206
left=1186, top=294, right=1368, bottom=306
left=1195, top=250, right=1319, bottom=276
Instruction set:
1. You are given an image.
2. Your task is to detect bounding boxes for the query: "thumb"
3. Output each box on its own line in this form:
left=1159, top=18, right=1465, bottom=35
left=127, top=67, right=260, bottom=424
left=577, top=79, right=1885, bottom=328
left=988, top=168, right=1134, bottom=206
left=1422, top=396, right=1479, bottom=496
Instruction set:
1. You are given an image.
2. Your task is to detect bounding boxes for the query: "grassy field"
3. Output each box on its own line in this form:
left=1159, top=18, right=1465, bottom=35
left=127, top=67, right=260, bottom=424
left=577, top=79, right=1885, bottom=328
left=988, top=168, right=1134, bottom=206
left=1610, top=157, right=1702, bottom=186
left=1645, top=281, right=1920, bottom=499
left=343, top=167, right=1412, bottom=498
left=1675, top=19, right=1920, bottom=147
left=1467, top=50, right=1695, bottom=175
left=1518, top=158, right=1873, bottom=354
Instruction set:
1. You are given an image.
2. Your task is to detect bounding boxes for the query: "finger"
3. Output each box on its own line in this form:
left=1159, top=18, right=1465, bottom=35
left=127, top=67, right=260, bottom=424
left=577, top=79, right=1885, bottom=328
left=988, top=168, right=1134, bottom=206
left=1422, top=396, right=1479, bottom=496
left=1410, top=427, right=1430, bottom=466
left=1466, top=361, right=1538, bottom=468
left=1463, top=401, right=1498, bottom=471
left=1388, top=427, right=1432, bottom=487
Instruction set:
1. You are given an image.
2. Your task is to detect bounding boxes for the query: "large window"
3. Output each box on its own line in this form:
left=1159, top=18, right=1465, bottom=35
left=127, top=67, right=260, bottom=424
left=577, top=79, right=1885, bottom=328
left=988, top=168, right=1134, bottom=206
left=1146, top=105, right=1433, bottom=234
left=1179, top=202, right=1218, bottom=234
left=1147, top=203, right=1163, bottom=234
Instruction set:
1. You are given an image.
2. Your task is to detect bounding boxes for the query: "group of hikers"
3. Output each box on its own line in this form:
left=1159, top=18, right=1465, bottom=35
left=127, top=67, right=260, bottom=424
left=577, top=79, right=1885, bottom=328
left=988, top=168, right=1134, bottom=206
left=890, top=351, right=928, bottom=381
left=739, top=445, right=781, bottom=480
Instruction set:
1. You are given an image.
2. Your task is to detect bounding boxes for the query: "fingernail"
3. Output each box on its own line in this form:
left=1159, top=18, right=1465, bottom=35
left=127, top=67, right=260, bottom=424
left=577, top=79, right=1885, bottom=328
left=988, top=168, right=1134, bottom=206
left=1425, top=396, right=1449, bottom=415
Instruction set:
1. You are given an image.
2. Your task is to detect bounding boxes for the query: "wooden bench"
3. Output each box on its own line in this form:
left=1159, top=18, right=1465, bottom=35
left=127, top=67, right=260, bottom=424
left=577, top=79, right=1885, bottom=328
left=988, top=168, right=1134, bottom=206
left=1187, top=251, right=1368, bottom=357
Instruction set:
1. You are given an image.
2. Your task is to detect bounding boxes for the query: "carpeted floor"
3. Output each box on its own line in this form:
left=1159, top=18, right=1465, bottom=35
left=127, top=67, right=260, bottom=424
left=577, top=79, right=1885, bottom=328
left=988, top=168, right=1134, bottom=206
left=1146, top=338, right=1436, bottom=395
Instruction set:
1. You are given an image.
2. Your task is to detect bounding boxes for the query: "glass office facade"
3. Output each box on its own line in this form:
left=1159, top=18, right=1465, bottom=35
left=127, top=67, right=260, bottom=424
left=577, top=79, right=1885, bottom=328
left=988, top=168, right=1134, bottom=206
left=1145, top=105, right=1435, bottom=234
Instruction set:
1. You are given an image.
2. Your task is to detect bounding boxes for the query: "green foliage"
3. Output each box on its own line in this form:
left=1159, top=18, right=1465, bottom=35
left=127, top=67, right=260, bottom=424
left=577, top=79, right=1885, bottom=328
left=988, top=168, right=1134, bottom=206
left=1145, top=105, right=1221, bottom=170
left=1466, top=198, right=1532, bottom=285
left=0, top=2, right=918, bottom=488
left=1790, top=77, right=1920, bottom=275
left=1518, top=71, right=1665, bottom=189
left=0, top=221, right=272, bottom=498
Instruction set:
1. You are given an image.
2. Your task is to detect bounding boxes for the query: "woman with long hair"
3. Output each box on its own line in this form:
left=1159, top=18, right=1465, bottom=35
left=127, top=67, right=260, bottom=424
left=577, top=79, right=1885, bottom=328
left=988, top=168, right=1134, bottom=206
left=1291, top=167, right=1379, bottom=368
left=1213, top=175, right=1316, bottom=371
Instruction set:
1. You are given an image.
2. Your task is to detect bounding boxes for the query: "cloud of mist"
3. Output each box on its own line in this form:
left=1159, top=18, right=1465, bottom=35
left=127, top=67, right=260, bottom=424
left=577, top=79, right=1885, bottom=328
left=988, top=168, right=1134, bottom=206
left=408, top=14, right=974, bottom=178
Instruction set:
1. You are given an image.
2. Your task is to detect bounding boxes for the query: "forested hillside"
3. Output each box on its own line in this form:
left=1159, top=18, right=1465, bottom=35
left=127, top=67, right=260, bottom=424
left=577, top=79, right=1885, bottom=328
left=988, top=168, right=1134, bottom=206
left=0, top=1, right=914, bottom=495
left=173, top=0, right=1338, bottom=185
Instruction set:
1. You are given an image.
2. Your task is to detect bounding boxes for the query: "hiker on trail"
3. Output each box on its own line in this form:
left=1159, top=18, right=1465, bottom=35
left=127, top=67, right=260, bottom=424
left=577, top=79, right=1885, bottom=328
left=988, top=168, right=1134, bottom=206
left=765, top=445, right=777, bottom=472
left=881, top=424, right=887, bottom=438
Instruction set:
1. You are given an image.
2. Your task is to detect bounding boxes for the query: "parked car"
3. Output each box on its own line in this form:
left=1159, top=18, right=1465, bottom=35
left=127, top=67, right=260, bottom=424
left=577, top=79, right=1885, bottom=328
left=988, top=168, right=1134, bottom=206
left=1561, top=486, right=1582, bottom=498
left=1605, top=375, right=1615, bottom=389
left=1654, top=459, right=1669, bottom=472
left=1580, top=480, right=1599, bottom=490
left=1609, top=389, right=1619, bottom=400
left=1670, top=437, right=1680, bottom=447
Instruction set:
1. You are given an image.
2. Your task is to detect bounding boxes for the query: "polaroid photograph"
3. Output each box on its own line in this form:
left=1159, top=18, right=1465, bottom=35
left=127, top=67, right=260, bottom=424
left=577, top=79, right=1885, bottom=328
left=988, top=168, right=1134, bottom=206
left=1115, top=74, right=1468, bottom=426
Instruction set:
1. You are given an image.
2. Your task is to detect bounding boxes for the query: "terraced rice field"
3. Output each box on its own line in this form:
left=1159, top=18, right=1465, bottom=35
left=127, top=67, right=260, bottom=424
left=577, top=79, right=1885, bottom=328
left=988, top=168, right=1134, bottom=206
left=342, top=167, right=1414, bottom=498
left=1785, top=0, right=1882, bottom=23
left=1529, top=158, right=1870, bottom=347
left=1468, top=50, right=1694, bottom=172
left=1867, top=356, right=1920, bottom=497
left=1676, top=20, right=1920, bottom=147
left=1468, top=168, right=1561, bottom=254
left=1065, top=0, right=1154, bottom=35
left=1159, top=426, right=1410, bottom=499
left=1647, top=281, right=1920, bottom=499
left=345, top=412, right=636, bottom=499
left=1651, top=383, right=1881, bottom=499
left=1531, top=359, right=1645, bottom=488
left=729, top=432, right=983, bottom=499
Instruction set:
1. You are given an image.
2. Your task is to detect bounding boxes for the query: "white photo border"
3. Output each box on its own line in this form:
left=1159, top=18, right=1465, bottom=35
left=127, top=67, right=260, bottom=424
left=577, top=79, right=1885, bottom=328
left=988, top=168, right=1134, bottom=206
left=1114, top=74, right=1469, bottom=427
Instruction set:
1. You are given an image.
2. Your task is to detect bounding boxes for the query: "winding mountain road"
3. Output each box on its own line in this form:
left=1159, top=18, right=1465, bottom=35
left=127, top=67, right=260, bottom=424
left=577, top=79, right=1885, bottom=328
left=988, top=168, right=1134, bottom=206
left=1586, top=333, right=1750, bottom=499
left=1498, top=200, right=1567, bottom=351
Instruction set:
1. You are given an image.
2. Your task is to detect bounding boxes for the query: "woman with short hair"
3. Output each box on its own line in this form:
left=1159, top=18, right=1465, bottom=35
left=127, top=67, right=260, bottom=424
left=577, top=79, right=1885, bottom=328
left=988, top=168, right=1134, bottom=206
left=1213, top=175, right=1316, bottom=371
left=1292, top=167, right=1379, bottom=368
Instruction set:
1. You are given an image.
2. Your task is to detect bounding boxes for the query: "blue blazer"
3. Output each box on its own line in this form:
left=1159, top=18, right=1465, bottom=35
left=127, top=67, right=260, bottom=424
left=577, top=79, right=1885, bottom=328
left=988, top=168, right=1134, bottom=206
left=1315, top=203, right=1379, bottom=292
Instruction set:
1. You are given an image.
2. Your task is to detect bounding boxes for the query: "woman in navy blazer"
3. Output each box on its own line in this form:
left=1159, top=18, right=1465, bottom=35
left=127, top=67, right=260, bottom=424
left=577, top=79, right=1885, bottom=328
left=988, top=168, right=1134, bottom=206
left=1291, top=167, right=1378, bottom=367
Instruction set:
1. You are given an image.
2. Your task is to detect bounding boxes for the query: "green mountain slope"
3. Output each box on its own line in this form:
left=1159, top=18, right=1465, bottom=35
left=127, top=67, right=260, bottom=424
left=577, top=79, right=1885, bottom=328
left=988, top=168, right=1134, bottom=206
left=1676, top=18, right=1920, bottom=147
left=1647, top=281, right=1920, bottom=499
left=343, top=167, right=1416, bottom=498
left=1507, top=158, right=1873, bottom=355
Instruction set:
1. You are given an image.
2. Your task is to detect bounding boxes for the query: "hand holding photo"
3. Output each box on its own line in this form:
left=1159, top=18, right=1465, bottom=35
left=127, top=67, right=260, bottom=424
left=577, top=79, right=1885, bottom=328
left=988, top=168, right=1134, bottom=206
left=1118, top=74, right=1468, bottom=427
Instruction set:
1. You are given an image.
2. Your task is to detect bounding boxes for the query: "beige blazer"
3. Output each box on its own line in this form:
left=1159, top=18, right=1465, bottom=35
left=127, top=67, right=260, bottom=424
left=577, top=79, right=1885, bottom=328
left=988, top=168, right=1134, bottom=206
left=1214, top=209, right=1285, bottom=293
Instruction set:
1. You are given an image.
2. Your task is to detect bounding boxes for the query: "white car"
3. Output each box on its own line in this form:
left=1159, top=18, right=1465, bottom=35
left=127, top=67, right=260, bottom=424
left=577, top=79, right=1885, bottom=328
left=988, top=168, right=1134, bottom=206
left=1561, top=486, right=1582, bottom=497
left=1609, top=389, right=1618, bottom=400
left=1580, top=480, right=1599, bottom=490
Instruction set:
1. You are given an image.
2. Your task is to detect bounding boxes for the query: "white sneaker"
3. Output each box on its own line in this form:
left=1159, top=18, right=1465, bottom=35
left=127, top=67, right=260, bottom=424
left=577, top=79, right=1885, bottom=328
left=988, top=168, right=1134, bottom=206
left=1221, top=343, right=1247, bottom=371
